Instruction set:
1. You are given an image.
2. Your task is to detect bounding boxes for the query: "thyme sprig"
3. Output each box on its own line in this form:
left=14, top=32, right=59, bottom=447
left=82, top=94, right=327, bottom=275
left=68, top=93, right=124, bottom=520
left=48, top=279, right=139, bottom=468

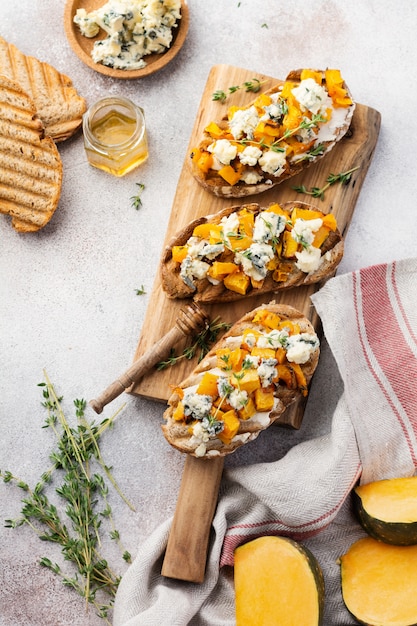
left=239, top=113, right=326, bottom=153
left=293, top=166, right=360, bottom=200
left=131, top=182, right=145, bottom=209
left=212, top=78, right=264, bottom=103
left=1, top=372, right=134, bottom=624
left=156, top=316, right=231, bottom=370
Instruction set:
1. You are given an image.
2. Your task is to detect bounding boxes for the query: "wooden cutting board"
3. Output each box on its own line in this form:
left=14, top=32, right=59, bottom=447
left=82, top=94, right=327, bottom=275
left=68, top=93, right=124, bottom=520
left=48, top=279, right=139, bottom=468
left=128, top=65, right=380, bottom=583
left=130, top=64, right=381, bottom=409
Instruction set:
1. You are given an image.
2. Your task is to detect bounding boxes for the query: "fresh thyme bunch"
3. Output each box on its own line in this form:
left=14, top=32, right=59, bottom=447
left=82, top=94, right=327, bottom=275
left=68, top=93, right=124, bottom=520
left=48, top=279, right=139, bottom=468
left=1, top=372, right=134, bottom=624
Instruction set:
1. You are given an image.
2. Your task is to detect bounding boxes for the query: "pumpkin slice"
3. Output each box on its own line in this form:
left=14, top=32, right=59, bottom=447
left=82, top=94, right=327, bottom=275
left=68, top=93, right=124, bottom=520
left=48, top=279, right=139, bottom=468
left=340, top=537, right=417, bottom=626
left=353, top=476, right=417, bottom=545
left=234, top=536, right=324, bottom=626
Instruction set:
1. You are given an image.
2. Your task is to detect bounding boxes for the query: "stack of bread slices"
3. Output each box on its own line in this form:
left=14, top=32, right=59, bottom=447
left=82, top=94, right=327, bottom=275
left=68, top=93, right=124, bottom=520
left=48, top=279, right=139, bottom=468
left=0, top=36, right=86, bottom=232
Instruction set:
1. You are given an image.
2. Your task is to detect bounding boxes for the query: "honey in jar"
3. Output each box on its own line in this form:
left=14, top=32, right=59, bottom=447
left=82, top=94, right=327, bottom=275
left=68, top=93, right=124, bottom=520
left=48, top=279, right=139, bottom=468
left=82, top=96, right=148, bottom=176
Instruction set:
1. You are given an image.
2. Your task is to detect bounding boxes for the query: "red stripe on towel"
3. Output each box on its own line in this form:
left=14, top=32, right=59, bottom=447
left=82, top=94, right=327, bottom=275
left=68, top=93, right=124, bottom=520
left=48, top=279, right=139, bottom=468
left=220, top=463, right=362, bottom=567
left=354, top=263, right=417, bottom=460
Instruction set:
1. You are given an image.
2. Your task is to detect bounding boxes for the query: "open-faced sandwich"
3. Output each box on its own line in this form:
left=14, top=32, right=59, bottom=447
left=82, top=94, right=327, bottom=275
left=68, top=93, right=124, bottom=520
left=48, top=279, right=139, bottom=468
left=160, top=200, right=343, bottom=303
left=189, top=68, right=355, bottom=197
left=162, top=303, right=320, bottom=458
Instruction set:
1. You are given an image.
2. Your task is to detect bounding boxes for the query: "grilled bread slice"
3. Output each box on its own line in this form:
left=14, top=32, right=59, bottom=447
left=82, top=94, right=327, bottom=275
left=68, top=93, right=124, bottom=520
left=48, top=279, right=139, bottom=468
left=0, top=36, right=86, bottom=142
left=162, top=303, right=320, bottom=458
left=189, top=68, right=355, bottom=198
left=160, top=200, right=343, bottom=303
left=0, top=74, right=63, bottom=232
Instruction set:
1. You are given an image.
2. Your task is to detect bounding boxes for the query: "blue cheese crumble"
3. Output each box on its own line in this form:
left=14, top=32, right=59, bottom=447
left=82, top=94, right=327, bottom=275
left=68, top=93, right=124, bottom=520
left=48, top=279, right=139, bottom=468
left=74, top=0, right=181, bottom=70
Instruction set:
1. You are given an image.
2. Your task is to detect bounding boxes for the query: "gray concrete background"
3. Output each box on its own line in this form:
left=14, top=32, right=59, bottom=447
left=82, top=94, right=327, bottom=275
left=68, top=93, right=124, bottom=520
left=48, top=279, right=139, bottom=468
left=1, top=1, right=416, bottom=624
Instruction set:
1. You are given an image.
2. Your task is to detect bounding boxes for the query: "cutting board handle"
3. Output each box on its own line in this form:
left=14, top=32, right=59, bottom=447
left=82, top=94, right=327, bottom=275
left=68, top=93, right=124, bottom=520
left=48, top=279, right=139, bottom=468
left=161, top=455, right=224, bottom=583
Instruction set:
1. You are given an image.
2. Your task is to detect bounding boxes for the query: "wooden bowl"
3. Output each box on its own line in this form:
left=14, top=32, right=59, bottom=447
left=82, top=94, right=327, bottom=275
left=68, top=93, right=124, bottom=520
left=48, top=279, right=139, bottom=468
left=64, top=0, right=189, bottom=79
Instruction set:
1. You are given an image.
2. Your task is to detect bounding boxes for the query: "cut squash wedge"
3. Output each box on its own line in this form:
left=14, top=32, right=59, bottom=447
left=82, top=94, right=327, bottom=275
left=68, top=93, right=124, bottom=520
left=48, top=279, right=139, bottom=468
left=340, top=537, right=417, bottom=626
left=234, top=536, right=324, bottom=626
left=353, top=476, right=417, bottom=545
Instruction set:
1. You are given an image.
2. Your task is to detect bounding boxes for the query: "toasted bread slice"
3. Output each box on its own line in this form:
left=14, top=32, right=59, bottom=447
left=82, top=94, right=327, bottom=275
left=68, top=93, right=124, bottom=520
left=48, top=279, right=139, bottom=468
left=162, top=303, right=320, bottom=458
left=0, top=36, right=86, bottom=142
left=0, top=74, right=63, bottom=232
left=189, top=68, right=355, bottom=198
left=160, top=200, right=343, bottom=303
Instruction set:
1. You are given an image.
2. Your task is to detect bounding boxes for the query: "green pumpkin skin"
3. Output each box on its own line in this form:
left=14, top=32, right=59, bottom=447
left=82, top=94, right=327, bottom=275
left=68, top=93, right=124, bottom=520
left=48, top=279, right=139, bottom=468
left=353, top=488, right=417, bottom=546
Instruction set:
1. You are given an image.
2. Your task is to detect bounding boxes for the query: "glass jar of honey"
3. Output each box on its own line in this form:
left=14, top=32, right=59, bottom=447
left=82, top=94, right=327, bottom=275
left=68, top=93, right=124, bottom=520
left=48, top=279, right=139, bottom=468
left=82, top=96, right=149, bottom=176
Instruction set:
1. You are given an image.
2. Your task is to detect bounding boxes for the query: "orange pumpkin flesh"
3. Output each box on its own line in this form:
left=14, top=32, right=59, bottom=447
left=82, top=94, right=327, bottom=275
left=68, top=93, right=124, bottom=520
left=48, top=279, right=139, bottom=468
left=340, top=537, right=417, bottom=626
left=234, top=536, right=324, bottom=626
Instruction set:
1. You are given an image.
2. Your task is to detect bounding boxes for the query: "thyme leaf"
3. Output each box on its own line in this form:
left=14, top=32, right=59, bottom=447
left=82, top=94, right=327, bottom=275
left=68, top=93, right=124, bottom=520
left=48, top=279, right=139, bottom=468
left=130, top=183, right=145, bottom=209
left=156, top=316, right=231, bottom=370
left=212, top=78, right=264, bottom=103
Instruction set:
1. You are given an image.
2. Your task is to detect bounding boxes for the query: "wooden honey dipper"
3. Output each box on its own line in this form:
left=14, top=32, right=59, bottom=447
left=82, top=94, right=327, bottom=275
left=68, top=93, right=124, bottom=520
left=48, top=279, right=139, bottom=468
left=89, top=302, right=209, bottom=414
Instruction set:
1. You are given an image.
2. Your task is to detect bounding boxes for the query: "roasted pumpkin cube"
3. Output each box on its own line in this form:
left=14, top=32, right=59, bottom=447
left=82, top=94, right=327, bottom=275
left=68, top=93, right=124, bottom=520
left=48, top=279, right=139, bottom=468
left=300, top=69, right=323, bottom=84
left=232, top=369, right=261, bottom=394
left=254, top=121, right=281, bottom=138
left=250, top=277, right=264, bottom=290
left=291, top=207, right=324, bottom=222
left=282, top=230, right=299, bottom=258
left=191, top=148, right=214, bottom=174
left=267, top=202, right=286, bottom=216
left=251, top=347, right=276, bottom=360
left=277, top=364, right=296, bottom=389
left=207, top=261, right=239, bottom=280
left=192, top=222, right=213, bottom=239
left=238, top=396, right=257, bottom=420
left=196, top=371, right=219, bottom=398
left=252, top=92, right=273, bottom=111
left=216, top=348, right=232, bottom=370
left=283, top=104, right=303, bottom=130
left=223, top=270, right=250, bottom=295
left=171, top=245, right=188, bottom=263
left=172, top=401, right=185, bottom=422
left=238, top=209, right=255, bottom=237
left=277, top=320, right=300, bottom=335
left=229, top=347, right=250, bottom=372
left=252, top=310, right=281, bottom=330
left=217, top=409, right=240, bottom=444
left=227, top=234, right=253, bottom=252
left=254, top=388, right=275, bottom=412
left=325, top=69, right=352, bottom=107
left=218, top=164, right=242, bottom=186
left=290, top=363, right=308, bottom=396
left=204, top=121, right=228, bottom=139
left=312, top=225, right=330, bottom=248
left=322, top=213, right=337, bottom=231
left=275, top=347, right=287, bottom=364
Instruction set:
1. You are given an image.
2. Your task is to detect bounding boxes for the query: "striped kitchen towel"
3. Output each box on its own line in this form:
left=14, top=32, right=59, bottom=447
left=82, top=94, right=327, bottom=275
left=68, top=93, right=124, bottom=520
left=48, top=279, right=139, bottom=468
left=114, top=257, right=417, bottom=626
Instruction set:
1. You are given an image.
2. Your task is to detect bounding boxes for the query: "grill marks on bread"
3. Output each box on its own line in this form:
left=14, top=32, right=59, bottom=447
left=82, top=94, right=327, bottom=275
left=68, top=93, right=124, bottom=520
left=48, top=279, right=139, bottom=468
left=0, top=36, right=86, bottom=141
left=0, top=75, right=62, bottom=232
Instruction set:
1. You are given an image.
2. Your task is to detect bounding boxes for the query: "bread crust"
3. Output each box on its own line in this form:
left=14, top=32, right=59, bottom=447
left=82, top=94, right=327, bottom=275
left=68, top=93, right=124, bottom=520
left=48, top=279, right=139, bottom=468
left=189, top=68, right=355, bottom=198
left=160, top=200, right=343, bottom=303
left=162, top=302, right=319, bottom=458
